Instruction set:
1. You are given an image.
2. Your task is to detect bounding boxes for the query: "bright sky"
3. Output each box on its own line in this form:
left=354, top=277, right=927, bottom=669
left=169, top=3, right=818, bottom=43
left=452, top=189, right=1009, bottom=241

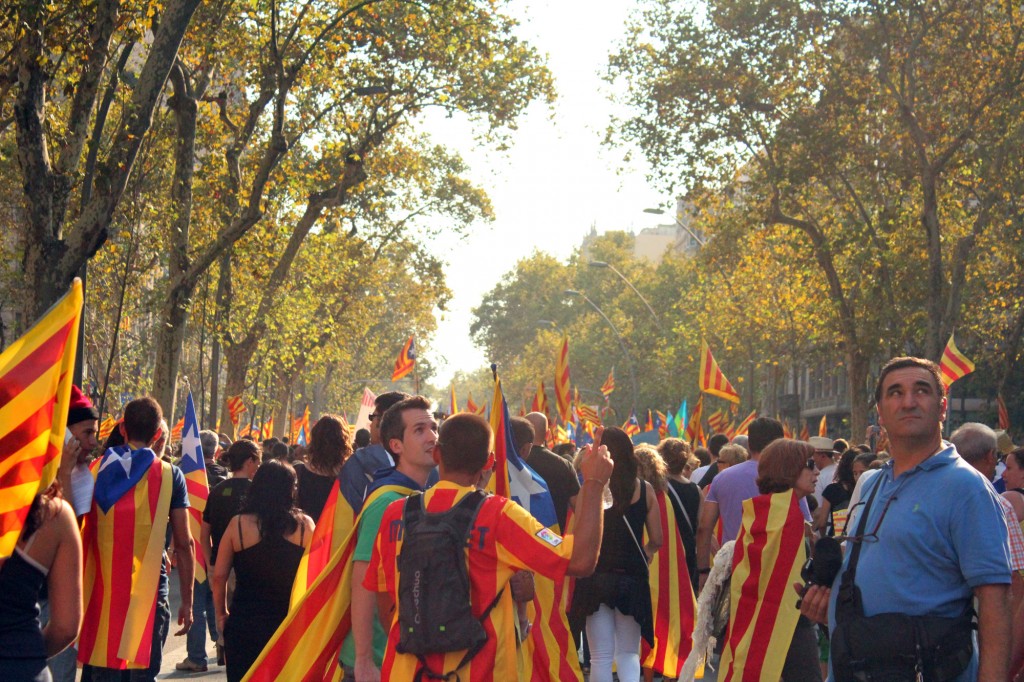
left=423, top=0, right=667, bottom=385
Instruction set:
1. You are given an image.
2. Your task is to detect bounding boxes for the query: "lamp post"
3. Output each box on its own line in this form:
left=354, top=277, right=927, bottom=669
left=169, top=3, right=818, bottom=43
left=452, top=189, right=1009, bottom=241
left=563, top=289, right=640, bottom=411
left=644, top=206, right=707, bottom=247
left=588, top=260, right=664, bottom=332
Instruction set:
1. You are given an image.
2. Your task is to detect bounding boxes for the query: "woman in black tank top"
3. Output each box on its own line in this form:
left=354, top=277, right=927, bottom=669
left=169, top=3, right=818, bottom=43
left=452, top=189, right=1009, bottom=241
left=212, top=460, right=314, bottom=682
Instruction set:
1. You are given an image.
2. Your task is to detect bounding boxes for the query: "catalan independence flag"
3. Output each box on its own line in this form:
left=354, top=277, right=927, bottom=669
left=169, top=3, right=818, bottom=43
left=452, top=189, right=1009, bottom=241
left=735, top=410, right=758, bottom=436
left=227, top=394, right=246, bottom=434
left=391, top=335, right=416, bottom=382
left=939, top=332, right=974, bottom=389
left=489, top=375, right=579, bottom=681
left=99, top=414, right=117, bottom=441
left=532, top=380, right=549, bottom=416
left=699, top=339, right=741, bottom=403
left=0, top=279, right=82, bottom=560
left=79, top=448, right=174, bottom=669
left=719, top=490, right=807, bottom=682
left=600, top=367, right=615, bottom=397
left=178, top=392, right=210, bottom=583
left=685, top=394, right=704, bottom=445
left=643, top=490, right=697, bottom=678
left=244, top=483, right=416, bottom=681
left=623, top=410, right=641, bottom=437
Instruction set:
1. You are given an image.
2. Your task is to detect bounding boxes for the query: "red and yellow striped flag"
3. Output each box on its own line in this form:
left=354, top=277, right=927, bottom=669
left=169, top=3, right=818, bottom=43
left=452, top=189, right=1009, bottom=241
left=290, top=480, right=354, bottom=603
left=685, top=394, right=704, bottom=444
left=998, top=395, right=1010, bottom=431
left=170, top=416, right=185, bottom=442
left=0, top=279, right=82, bottom=559
left=555, top=336, right=572, bottom=423
left=532, top=380, right=549, bottom=416
left=449, top=384, right=458, bottom=415
left=720, top=490, right=807, bottom=682
left=643, top=490, right=696, bottom=677
left=699, top=339, right=740, bottom=403
left=623, top=411, right=641, bottom=437
left=707, top=408, right=728, bottom=434
left=227, top=394, right=246, bottom=433
left=391, top=335, right=416, bottom=382
left=79, top=455, right=174, bottom=669
left=819, top=414, right=828, bottom=438
left=577, top=403, right=601, bottom=427
left=178, top=392, right=210, bottom=583
left=782, top=419, right=793, bottom=439
left=245, top=483, right=415, bottom=681
left=262, top=416, right=274, bottom=440
left=600, top=367, right=615, bottom=397
left=734, top=410, right=758, bottom=436
left=99, top=414, right=117, bottom=442
left=799, top=422, right=810, bottom=442
left=939, top=333, right=974, bottom=389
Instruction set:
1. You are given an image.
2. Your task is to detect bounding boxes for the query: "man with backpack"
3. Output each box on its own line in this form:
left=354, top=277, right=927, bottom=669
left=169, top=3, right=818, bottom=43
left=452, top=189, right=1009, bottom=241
left=365, top=412, right=613, bottom=682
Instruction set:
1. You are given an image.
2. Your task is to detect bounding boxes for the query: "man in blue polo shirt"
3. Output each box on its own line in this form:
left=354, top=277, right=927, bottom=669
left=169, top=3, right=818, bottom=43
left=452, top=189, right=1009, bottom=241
left=801, top=357, right=1011, bottom=682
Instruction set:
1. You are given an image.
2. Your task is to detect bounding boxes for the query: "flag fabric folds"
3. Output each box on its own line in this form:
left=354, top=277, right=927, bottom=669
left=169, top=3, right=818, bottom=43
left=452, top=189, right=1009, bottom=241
left=643, top=491, right=697, bottom=678
left=99, top=414, right=117, bottom=441
left=600, top=367, right=615, bottom=397
left=719, top=490, right=808, bottom=682
left=489, top=377, right=579, bottom=681
left=354, top=387, right=376, bottom=431
left=79, top=450, right=174, bottom=669
left=178, top=392, right=210, bottom=583
left=939, top=333, right=974, bottom=389
left=555, top=336, right=572, bottom=424
left=449, top=384, right=458, bottom=415
left=532, top=380, right=549, bottom=417
left=577, top=403, right=601, bottom=427
left=819, top=414, right=828, bottom=437
left=227, top=395, right=246, bottom=434
left=262, top=416, right=274, bottom=440
left=244, top=483, right=415, bottom=681
left=391, top=335, right=416, bottom=382
left=686, top=394, right=704, bottom=445
left=799, top=422, right=810, bottom=442
left=998, top=395, right=1010, bottom=431
left=707, top=408, right=729, bottom=435
left=170, top=416, right=184, bottom=442
left=0, top=279, right=82, bottom=559
left=623, top=411, right=641, bottom=437
left=699, top=339, right=741, bottom=403
left=735, top=410, right=758, bottom=436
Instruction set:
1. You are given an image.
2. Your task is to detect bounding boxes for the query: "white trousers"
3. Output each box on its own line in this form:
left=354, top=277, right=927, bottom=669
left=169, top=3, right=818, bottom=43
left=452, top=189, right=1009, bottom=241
left=585, top=603, right=642, bottom=682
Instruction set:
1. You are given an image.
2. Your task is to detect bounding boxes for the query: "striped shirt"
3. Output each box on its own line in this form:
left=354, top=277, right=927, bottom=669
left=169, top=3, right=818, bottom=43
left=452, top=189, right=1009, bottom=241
left=366, top=480, right=574, bottom=681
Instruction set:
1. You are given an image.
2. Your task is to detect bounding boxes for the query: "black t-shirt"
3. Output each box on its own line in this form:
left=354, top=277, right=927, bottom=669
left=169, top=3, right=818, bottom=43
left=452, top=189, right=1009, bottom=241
left=697, top=462, right=719, bottom=489
left=203, top=477, right=251, bottom=563
left=205, top=461, right=229, bottom=487
left=295, top=462, right=337, bottom=523
left=822, top=482, right=851, bottom=509
left=527, top=445, right=581, bottom=533
left=666, top=477, right=701, bottom=591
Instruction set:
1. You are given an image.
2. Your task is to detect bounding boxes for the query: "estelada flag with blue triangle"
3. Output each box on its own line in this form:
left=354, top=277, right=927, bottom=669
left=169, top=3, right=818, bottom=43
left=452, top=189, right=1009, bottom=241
left=489, top=370, right=581, bottom=681
left=623, top=410, right=641, bottom=437
left=391, top=335, right=416, bottom=382
left=178, top=392, right=210, bottom=582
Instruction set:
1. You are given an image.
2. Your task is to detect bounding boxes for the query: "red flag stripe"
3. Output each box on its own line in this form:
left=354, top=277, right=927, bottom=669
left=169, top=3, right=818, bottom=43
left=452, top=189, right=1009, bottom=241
left=0, top=319, right=76, bottom=406
left=941, top=347, right=972, bottom=376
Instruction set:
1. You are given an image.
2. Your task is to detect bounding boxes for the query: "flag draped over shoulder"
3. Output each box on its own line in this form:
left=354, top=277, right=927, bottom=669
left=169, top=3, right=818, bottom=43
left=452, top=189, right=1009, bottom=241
left=555, top=336, right=572, bottom=423
left=179, top=393, right=210, bottom=583
left=699, top=339, right=741, bottom=403
left=488, top=376, right=580, bottom=681
left=246, top=483, right=414, bottom=681
left=391, top=335, right=416, bottom=382
left=79, top=449, right=173, bottom=669
left=290, top=480, right=354, bottom=604
left=939, top=333, right=974, bottom=388
left=0, top=279, right=82, bottom=559
left=643, top=490, right=696, bottom=678
left=719, top=490, right=808, bottom=682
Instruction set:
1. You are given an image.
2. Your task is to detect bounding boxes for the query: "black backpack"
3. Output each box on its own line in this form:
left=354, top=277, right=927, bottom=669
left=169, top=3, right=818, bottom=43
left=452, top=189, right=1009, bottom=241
left=396, top=489, right=503, bottom=680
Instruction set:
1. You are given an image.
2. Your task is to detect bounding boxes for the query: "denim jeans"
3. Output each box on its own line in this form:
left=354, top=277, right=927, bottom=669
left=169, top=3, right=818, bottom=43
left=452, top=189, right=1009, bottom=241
left=186, top=578, right=218, bottom=663
left=84, top=571, right=170, bottom=682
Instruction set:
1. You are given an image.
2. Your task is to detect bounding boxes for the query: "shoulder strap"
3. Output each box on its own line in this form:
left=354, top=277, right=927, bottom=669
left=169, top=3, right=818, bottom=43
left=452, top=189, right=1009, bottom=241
left=237, top=515, right=245, bottom=551
left=842, top=473, right=885, bottom=581
left=622, top=482, right=649, bottom=571
left=665, top=482, right=693, bottom=535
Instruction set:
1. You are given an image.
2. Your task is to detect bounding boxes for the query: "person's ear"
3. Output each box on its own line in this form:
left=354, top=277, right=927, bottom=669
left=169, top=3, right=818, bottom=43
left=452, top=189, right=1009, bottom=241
left=432, top=444, right=442, bottom=466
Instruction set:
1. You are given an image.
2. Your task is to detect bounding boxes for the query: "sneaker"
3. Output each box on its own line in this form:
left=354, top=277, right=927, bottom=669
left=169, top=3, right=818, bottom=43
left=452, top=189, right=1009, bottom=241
left=175, top=658, right=209, bottom=673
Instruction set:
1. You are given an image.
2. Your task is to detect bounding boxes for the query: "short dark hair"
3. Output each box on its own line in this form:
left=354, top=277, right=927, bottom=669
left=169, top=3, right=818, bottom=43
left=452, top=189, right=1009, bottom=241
left=757, top=439, right=815, bottom=494
left=375, top=391, right=411, bottom=414
left=437, top=413, right=491, bottom=475
left=874, top=356, right=945, bottom=404
left=748, top=417, right=784, bottom=455
left=708, top=433, right=730, bottom=457
left=354, top=428, right=371, bottom=449
left=123, top=397, right=163, bottom=444
left=380, top=396, right=433, bottom=458
left=225, top=439, right=261, bottom=472
left=271, top=441, right=291, bottom=461
left=509, top=417, right=536, bottom=452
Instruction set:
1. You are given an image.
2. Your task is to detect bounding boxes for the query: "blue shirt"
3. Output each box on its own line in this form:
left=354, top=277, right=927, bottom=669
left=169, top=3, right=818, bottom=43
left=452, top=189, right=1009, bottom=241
left=828, top=444, right=1011, bottom=680
left=338, top=445, right=394, bottom=512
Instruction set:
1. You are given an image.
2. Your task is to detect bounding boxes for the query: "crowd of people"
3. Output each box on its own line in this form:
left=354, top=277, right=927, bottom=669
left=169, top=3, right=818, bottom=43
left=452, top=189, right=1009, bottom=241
left=1, top=355, right=1022, bottom=682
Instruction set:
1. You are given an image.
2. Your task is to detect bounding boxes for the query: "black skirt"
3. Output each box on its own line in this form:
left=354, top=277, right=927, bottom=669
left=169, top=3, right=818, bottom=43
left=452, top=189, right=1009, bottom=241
left=568, top=569, right=654, bottom=646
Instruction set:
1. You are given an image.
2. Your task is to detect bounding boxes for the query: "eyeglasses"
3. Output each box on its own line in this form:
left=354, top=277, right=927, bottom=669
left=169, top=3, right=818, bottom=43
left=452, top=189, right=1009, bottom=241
left=368, top=413, right=379, bottom=421
left=806, top=459, right=816, bottom=470
left=836, top=494, right=899, bottom=543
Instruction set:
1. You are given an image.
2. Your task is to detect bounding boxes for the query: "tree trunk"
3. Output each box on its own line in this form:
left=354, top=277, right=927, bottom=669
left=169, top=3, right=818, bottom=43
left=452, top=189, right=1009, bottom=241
left=845, top=349, right=870, bottom=447
left=208, top=250, right=232, bottom=427
left=221, top=336, right=258, bottom=433
left=151, top=63, right=198, bottom=419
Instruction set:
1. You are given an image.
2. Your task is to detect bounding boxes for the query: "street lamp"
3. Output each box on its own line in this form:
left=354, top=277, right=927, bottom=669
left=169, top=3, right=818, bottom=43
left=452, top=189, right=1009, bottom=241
left=644, top=206, right=707, bottom=247
left=589, top=260, right=664, bottom=332
left=563, top=289, right=640, bottom=411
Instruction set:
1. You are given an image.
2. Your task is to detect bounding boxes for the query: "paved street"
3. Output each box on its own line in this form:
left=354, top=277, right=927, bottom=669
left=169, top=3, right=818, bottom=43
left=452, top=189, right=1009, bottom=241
left=158, top=569, right=226, bottom=681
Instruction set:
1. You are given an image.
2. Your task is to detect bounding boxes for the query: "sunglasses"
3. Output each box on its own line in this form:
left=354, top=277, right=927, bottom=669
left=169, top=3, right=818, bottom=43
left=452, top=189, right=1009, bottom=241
left=806, top=459, right=816, bottom=470
left=368, top=413, right=379, bottom=421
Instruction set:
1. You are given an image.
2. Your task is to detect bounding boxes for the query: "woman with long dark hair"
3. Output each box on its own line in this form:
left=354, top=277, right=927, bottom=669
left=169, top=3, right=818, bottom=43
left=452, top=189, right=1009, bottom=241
left=813, top=448, right=859, bottom=536
left=0, top=486, right=82, bottom=681
left=212, top=460, right=314, bottom=682
left=294, top=415, right=351, bottom=522
left=569, top=427, right=662, bottom=682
